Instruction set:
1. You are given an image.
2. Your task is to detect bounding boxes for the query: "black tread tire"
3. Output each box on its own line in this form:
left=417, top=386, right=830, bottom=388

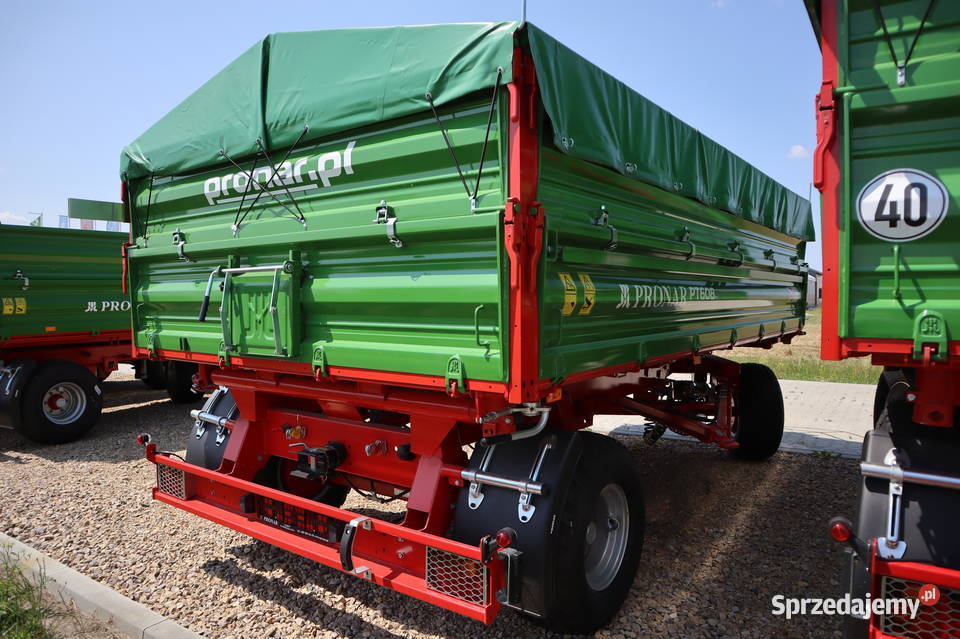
left=141, top=360, right=167, bottom=390
left=873, top=368, right=914, bottom=431
left=533, top=432, right=644, bottom=634
left=15, top=361, right=102, bottom=444
left=165, top=362, right=203, bottom=404
left=730, top=363, right=784, bottom=460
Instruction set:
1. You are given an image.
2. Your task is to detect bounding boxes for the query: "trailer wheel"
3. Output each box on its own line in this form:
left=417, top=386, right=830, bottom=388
left=730, top=363, right=784, bottom=460
left=452, top=430, right=644, bottom=634
left=15, top=361, right=102, bottom=444
left=873, top=368, right=913, bottom=429
left=537, top=432, right=645, bottom=634
left=165, top=362, right=203, bottom=404
left=141, top=360, right=167, bottom=390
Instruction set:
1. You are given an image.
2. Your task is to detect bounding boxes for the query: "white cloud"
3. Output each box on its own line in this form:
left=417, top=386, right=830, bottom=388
left=710, top=0, right=729, bottom=6
left=787, top=144, right=810, bottom=159
left=0, top=211, right=32, bottom=225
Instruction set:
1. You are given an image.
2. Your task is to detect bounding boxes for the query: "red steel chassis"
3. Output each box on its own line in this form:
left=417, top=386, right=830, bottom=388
left=0, top=329, right=133, bottom=380
left=140, top=45, right=800, bottom=622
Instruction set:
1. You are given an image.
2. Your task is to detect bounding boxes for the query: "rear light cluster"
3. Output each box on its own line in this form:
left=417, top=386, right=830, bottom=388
left=258, top=496, right=342, bottom=543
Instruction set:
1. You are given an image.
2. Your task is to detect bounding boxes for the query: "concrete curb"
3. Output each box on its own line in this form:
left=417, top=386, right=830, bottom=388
left=0, top=532, right=202, bottom=639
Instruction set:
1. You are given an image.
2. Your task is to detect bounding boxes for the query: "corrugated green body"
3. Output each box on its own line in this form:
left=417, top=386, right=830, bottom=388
left=538, top=148, right=806, bottom=379
left=0, top=226, right=128, bottom=344
left=834, top=0, right=960, bottom=341
left=128, top=102, right=508, bottom=380
left=123, top=23, right=812, bottom=387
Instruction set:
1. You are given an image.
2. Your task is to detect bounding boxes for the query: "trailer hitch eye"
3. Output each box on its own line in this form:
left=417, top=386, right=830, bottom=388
left=135, top=433, right=152, bottom=447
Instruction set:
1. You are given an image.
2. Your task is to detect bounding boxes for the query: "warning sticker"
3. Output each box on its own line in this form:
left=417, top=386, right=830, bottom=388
left=14, top=298, right=27, bottom=314
left=578, top=273, right=596, bottom=315
left=1, top=298, right=12, bottom=315
left=558, top=272, right=578, bottom=316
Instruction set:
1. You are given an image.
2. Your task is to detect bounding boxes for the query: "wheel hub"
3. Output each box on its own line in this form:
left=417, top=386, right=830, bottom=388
left=583, top=483, right=629, bottom=591
left=41, top=382, right=87, bottom=425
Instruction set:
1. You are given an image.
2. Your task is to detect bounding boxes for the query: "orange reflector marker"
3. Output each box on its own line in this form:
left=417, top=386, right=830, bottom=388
left=44, top=326, right=57, bottom=332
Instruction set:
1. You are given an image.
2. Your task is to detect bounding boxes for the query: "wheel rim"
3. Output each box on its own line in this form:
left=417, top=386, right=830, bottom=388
left=41, top=382, right=87, bottom=425
left=584, top=482, right=630, bottom=591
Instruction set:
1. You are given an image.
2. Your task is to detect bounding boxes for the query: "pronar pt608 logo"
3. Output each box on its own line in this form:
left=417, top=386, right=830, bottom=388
left=856, top=168, right=948, bottom=242
left=203, top=140, right=357, bottom=206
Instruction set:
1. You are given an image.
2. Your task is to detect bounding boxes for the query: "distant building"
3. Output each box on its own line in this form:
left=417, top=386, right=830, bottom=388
left=807, top=267, right=822, bottom=309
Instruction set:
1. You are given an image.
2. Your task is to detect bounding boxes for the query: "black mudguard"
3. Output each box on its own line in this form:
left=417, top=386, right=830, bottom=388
left=451, top=428, right=583, bottom=618
left=185, top=388, right=238, bottom=470
left=856, top=425, right=960, bottom=570
left=0, top=359, right=38, bottom=429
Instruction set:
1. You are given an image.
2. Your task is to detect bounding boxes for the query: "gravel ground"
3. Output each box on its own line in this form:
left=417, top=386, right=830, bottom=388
left=0, top=369, right=859, bottom=638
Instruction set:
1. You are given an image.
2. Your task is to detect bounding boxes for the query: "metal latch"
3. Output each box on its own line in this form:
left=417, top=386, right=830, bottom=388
left=912, top=310, right=948, bottom=363
left=593, top=206, right=618, bottom=250
left=468, top=444, right=497, bottom=510
left=373, top=200, right=402, bottom=248
left=518, top=436, right=554, bottom=523
left=340, top=516, right=372, bottom=577
left=13, top=270, right=29, bottom=291
left=172, top=228, right=191, bottom=262
left=677, top=227, right=696, bottom=261
left=877, top=448, right=907, bottom=559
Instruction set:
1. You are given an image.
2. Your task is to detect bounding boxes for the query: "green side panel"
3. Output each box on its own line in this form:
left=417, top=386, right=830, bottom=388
left=121, top=22, right=811, bottom=243
left=120, top=22, right=518, bottom=180
left=525, top=25, right=815, bottom=242
left=0, top=226, right=128, bottom=342
left=126, top=101, right=507, bottom=382
left=835, top=0, right=960, bottom=344
left=538, top=147, right=808, bottom=380
left=67, top=198, right=126, bottom=223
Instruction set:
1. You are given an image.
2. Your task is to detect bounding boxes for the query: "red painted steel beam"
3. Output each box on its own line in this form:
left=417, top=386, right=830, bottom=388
left=505, top=46, right=544, bottom=404
left=815, top=0, right=843, bottom=361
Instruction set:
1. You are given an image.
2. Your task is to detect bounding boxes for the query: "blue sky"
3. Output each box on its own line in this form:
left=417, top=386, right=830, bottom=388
left=0, top=0, right=822, bottom=267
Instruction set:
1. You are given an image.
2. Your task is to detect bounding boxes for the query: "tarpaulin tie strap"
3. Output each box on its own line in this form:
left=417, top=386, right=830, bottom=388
left=426, top=67, right=503, bottom=211
left=219, top=125, right=310, bottom=235
left=873, top=0, right=937, bottom=86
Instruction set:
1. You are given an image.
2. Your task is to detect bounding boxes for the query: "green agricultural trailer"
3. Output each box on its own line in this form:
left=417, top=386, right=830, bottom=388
left=129, top=22, right=812, bottom=632
left=0, top=207, right=200, bottom=444
left=806, top=1, right=960, bottom=637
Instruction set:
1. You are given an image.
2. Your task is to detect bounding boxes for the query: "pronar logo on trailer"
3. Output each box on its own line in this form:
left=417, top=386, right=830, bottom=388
left=203, top=141, right=357, bottom=206
left=856, top=169, right=948, bottom=242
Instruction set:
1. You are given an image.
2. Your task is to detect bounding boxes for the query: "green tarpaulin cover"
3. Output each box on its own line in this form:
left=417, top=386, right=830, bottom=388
left=121, top=22, right=814, bottom=241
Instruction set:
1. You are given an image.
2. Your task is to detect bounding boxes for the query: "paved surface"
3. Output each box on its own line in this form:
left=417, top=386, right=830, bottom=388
left=593, top=379, right=875, bottom=458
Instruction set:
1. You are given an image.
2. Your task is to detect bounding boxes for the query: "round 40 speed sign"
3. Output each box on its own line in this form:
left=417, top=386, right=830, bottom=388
left=856, top=168, right=949, bottom=242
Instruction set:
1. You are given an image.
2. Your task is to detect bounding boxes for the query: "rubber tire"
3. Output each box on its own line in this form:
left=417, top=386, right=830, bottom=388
left=15, top=361, right=103, bottom=444
left=141, top=360, right=167, bottom=390
left=533, top=433, right=644, bottom=634
left=730, top=363, right=784, bottom=460
left=165, top=362, right=204, bottom=404
left=265, top=457, right=350, bottom=508
left=873, top=368, right=914, bottom=430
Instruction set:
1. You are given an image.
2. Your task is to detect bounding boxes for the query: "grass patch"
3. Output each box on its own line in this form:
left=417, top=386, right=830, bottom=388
left=0, top=546, right=57, bottom=639
left=725, top=309, right=879, bottom=385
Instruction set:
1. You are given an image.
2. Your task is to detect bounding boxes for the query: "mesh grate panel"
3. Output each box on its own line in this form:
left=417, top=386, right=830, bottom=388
left=425, top=547, right=487, bottom=606
left=156, top=465, right=186, bottom=500
left=880, top=576, right=960, bottom=639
